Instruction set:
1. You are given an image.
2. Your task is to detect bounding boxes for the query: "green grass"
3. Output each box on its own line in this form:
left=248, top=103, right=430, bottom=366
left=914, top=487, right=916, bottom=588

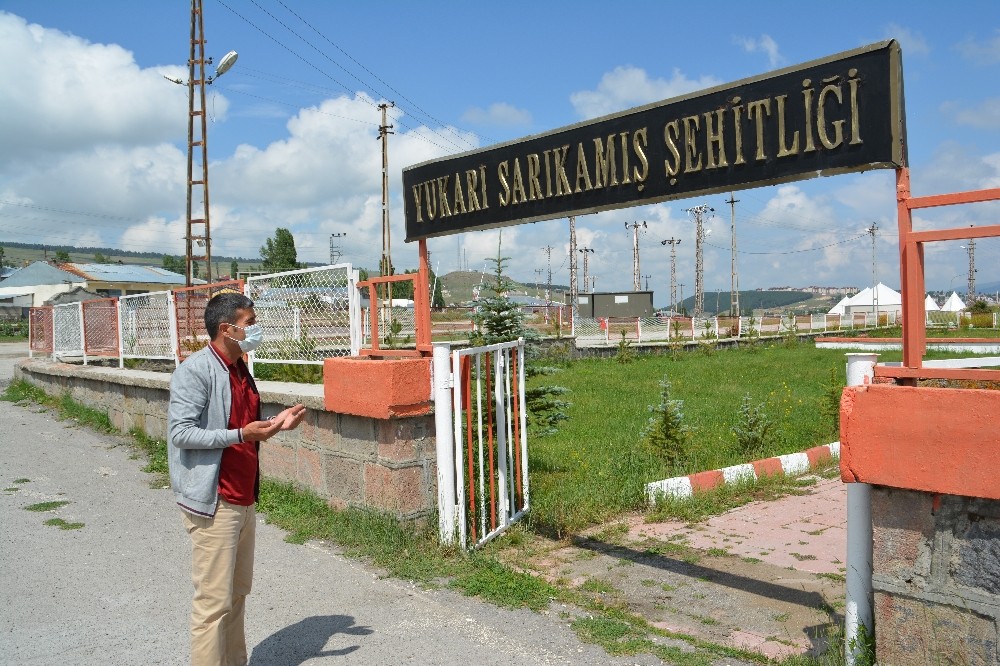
left=25, top=500, right=70, bottom=512
left=44, top=517, right=85, bottom=530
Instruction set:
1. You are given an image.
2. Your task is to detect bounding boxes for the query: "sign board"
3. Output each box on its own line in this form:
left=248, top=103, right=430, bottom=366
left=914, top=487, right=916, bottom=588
left=403, top=40, right=904, bottom=242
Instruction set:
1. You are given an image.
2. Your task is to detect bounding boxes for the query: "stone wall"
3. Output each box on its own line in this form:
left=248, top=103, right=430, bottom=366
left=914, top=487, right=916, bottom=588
left=872, top=487, right=1000, bottom=665
left=14, top=359, right=437, bottom=521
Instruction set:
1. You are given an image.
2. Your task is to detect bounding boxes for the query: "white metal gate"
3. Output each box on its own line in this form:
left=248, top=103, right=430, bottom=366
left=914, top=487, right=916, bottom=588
left=433, top=339, right=529, bottom=549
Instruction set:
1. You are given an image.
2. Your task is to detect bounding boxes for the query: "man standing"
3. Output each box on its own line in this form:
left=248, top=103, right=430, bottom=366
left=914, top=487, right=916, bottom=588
left=168, top=292, right=306, bottom=665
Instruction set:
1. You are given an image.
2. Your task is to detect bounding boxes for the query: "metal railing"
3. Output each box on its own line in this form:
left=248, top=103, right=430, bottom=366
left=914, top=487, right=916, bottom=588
left=244, top=264, right=361, bottom=372
left=173, top=280, right=244, bottom=361
left=52, top=302, right=84, bottom=361
left=119, top=290, right=177, bottom=364
left=434, top=339, right=529, bottom=549
left=28, top=306, right=54, bottom=355
left=81, top=298, right=120, bottom=360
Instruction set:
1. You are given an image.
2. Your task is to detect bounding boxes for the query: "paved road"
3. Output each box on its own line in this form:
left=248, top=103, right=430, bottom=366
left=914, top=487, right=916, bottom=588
left=0, top=343, right=663, bottom=666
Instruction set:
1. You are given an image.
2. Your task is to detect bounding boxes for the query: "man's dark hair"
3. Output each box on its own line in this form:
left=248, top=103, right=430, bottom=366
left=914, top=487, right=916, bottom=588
left=204, top=292, right=255, bottom=338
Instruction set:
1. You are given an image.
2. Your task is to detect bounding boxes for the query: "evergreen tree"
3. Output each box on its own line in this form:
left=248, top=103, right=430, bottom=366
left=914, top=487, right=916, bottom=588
left=260, top=228, right=300, bottom=272
left=230, top=260, right=239, bottom=278
left=54, top=250, right=71, bottom=263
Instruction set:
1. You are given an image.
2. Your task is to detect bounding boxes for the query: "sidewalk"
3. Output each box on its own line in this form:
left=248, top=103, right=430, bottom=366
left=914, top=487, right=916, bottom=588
left=0, top=343, right=846, bottom=663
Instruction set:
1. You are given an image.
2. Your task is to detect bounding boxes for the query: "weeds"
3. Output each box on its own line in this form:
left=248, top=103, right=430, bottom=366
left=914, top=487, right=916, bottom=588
left=44, top=517, right=85, bottom=530
left=25, top=500, right=71, bottom=512
left=732, top=394, right=773, bottom=460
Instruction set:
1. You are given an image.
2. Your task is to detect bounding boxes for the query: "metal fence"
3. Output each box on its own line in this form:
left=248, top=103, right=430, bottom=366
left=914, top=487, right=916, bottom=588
left=81, top=298, right=120, bottom=359
left=173, top=280, right=244, bottom=361
left=573, top=312, right=904, bottom=346
left=28, top=306, right=53, bottom=355
left=52, top=303, right=84, bottom=360
left=441, top=339, right=529, bottom=549
left=244, top=264, right=360, bottom=370
left=119, top=290, right=177, bottom=363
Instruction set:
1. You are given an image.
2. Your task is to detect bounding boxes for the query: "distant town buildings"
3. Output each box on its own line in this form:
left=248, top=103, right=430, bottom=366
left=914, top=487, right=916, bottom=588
left=760, top=286, right=857, bottom=295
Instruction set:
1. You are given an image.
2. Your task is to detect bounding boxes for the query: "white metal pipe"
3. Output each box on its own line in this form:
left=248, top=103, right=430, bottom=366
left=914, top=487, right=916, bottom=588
left=432, top=343, right=456, bottom=545
left=844, top=352, right=877, bottom=665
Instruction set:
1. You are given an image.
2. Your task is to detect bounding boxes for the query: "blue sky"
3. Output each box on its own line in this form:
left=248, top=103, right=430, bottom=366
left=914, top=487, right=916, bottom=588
left=0, top=1, right=998, bottom=302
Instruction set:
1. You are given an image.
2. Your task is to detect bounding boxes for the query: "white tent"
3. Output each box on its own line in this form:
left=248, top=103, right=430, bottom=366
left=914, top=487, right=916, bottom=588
left=940, top=292, right=966, bottom=312
left=924, top=295, right=940, bottom=311
left=827, top=295, right=851, bottom=315
left=844, top=283, right=902, bottom=316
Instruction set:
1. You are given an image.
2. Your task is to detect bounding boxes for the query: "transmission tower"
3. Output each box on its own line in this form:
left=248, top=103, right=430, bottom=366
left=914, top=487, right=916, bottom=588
left=569, top=216, right=578, bottom=316
left=579, top=248, right=594, bottom=292
left=661, top=238, right=681, bottom=314
left=687, top=204, right=714, bottom=317
left=329, top=232, right=346, bottom=264
left=541, top=245, right=553, bottom=304
left=726, top=193, right=740, bottom=316
left=627, top=221, right=647, bottom=291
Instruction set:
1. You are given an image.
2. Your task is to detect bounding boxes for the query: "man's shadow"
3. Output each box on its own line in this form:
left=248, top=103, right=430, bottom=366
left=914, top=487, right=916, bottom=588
left=250, top=615, right=373, bottom=665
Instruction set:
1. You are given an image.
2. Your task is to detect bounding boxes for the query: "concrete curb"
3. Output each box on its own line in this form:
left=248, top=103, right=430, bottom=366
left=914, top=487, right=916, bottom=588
left=646, top=442, right=840, bottom=503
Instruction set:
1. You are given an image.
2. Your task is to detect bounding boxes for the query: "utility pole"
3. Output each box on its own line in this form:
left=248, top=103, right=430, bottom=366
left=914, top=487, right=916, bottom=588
left=642, top=274, right=652, bottom=291
left=678, top=283, right=685, bottom=314
left=627, top=221, right=647, bottom=291
left=578, top=248, right=594, bottom=292
left=687, top=204, right=714, bottom=317
left=171, top=1, right=237, bottom=286
left=378, top=102, right=395, bottom=305
left=661, top=238, right=681, bottom=315
left=589, top=275, right=598, bottom=292
left=534, top=268, right=544, bottom=298
left=967, top=234, right=977, bottom=304
left=727, top=193, right=740, bottom=316
left=329, top=232, right=346, bottom=265
left=867, top=223, right=878, bottom=319
left=569, top=216, right=578, bottom=318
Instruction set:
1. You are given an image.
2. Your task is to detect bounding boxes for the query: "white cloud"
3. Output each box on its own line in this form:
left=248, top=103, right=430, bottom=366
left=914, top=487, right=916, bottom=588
left=884, top=23, right=930, bottom=57
left=940, top=98, right=1000, bottom=130
left=733, top=34, right=783, bottom=68
left=956, top=29, right=1000, bottom=64
left=569, top=66, right=722, bottom=120
left=460, top=103, right=532, bottom=128
left=0, top=12, right=208, bottom=164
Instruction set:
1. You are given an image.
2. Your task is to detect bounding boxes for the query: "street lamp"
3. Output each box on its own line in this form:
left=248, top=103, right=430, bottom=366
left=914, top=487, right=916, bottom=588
left=164, top=1, right=238, bottom=286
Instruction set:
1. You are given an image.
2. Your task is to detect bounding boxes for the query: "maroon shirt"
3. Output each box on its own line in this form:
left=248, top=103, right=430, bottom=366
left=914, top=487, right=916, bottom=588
left=209, top=343, right=260, bottom=506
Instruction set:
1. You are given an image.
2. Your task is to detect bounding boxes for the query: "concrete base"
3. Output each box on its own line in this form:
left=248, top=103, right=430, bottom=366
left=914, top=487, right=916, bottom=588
left=323, top=356, right=431, bottom=419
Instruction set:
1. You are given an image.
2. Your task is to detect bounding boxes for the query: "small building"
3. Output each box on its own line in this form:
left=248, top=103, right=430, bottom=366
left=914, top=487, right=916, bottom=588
left=569, top=291, right=654, bottom=318
left=0, top=261, right=193, bottom=307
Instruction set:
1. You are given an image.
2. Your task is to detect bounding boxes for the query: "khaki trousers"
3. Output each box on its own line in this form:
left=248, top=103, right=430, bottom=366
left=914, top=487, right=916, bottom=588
left=183, top=499, right=256, bottom=666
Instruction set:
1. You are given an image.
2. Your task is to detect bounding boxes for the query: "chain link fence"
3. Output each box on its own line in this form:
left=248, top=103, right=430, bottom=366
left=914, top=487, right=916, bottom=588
left=245, top=265, right=359, bottom=368
left=81, top=298, right=120, bottom=359
left=52, top=302, right=84, bottom=360
left=119, top=290, right=176, bottom=362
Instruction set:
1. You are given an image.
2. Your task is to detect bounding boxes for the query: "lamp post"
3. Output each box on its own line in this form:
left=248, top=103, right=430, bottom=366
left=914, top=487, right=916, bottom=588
left=164, top=0, right=237, bottom=286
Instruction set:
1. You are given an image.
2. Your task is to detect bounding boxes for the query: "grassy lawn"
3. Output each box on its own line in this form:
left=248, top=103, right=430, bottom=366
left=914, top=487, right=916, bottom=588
left=526, top=339, right=995, bottom=535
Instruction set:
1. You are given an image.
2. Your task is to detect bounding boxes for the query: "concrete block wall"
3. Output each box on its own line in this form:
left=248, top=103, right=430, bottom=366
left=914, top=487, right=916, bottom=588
left=872, top=487, right=1000, bottom=665
left=14, top=359, right=437, bottom=521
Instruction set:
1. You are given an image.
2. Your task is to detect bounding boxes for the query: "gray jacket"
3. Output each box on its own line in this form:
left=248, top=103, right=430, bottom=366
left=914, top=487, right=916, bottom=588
left=167, top=344, right=244, bottom=516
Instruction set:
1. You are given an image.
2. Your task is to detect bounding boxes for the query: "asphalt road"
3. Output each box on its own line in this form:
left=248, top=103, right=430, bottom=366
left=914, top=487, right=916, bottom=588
left=0, top=343, right=664, bottom=666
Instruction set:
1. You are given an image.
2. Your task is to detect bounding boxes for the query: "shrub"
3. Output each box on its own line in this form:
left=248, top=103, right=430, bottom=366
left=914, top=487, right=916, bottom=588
left=641, top=378, right=689, bottom=470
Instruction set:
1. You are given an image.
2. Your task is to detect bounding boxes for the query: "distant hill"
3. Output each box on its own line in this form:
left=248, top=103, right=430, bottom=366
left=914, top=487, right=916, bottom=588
left=0, top=241, right=263, bottom=273
left=439, top=270, right=566, bottom=305
left=675, top=290, right=815, bottom=315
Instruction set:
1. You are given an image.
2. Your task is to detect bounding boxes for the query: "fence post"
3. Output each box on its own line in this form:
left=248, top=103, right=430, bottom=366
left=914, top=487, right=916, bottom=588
left=845, top=353, right=877, bottom=665
left=168, top=291, right=180, bottom=367
left=636, top=318, right=642, bottom=343
left=433, top=343, right=456, bottom=545
left=116, top=298, right=125, bottom=368
left=77, top=302, right=88, bottom=366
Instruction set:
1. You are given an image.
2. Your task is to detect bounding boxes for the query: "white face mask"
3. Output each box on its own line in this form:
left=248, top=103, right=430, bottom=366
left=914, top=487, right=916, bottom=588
left=226, top=323, right=264, bottom=353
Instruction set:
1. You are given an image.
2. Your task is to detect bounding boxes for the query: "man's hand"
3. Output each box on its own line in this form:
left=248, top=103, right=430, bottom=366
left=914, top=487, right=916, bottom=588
left=240, top=404, right=307, bottom=442
left=274, top=404, right=307, bottom=431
